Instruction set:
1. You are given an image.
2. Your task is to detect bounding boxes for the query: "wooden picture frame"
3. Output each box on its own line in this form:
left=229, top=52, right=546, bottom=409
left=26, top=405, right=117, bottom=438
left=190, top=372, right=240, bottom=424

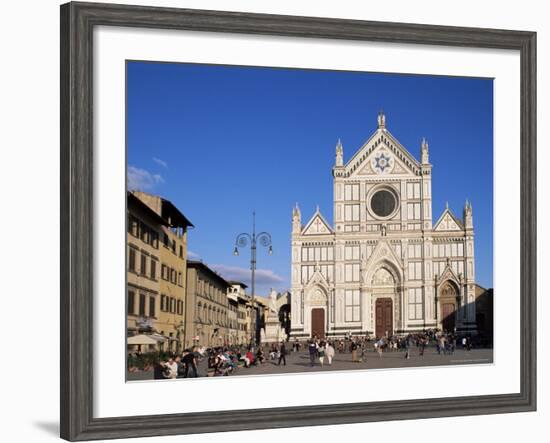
left=60, top=2, right=536, bottom=440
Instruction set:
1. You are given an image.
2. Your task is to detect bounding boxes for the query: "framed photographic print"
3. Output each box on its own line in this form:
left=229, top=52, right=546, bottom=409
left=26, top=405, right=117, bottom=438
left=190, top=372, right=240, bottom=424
left=60, top=1, right=536, bottom=441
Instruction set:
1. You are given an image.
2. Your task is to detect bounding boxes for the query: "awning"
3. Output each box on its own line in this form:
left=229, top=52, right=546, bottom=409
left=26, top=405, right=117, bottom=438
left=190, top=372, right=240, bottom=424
left=127, top=334, right=159, bottom=346
left=149, top=333, right=168, bottom=343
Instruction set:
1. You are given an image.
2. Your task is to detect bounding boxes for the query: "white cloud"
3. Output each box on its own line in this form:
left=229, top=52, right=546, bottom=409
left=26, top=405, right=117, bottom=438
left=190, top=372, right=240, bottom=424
left=152, top=157, right=168, bottom=168
left=210, top=264, right=284, bottom=287
left=187, top=250, right=201, bottom=259
left=127, top=165, right=165, bottom=191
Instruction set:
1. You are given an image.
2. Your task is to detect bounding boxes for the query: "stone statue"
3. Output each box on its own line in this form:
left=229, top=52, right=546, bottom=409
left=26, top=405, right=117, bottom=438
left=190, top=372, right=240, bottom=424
left=268, top=288, right=278, bottom=315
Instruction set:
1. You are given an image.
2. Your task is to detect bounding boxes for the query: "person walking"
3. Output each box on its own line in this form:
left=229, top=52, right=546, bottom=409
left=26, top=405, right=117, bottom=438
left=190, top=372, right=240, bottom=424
left=326, top=342, right=335, bottom=365
left=404, top=335, right=412, bottom=360
left=419, top=337, right=426, bottom=357
left=351, top=339, right=359, bottom=363
left=318, top=341, right=326, bottom=367
left=277, top=342, right=287, bottom=366
left=182, top=350, right=198, bottom=378
left=376, top=338, right=384, bottom=358
left=359, top=340, right=367, bottom=362
left=439, top=335, right=447, bottom=355
left=308, top=339, right=317, bottom=367
left=175, top=356, right=185, bottom=378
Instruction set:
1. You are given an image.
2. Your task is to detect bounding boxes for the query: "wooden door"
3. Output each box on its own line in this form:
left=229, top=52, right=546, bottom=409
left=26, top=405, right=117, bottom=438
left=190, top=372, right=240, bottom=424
left=375, top=298, right=393, bottom=338
left=311, top=308, right=325, bottom=338
left=441, top=303, right=456, bottom=332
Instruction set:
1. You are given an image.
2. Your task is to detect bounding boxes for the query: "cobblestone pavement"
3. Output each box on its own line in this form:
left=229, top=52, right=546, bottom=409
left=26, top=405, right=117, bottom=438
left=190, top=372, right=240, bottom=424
left=127, top=346, right=493, bottom=381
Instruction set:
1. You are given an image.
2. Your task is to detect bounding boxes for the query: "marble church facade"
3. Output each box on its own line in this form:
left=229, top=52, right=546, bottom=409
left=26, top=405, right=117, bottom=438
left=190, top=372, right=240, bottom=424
left=290, top=113, right=477, bottom=339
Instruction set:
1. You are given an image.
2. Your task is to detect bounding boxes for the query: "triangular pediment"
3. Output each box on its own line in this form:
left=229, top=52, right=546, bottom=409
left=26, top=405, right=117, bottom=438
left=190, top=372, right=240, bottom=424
left=363, top=239, right=404, bottom=284
left=434, top=208, right=464, bottom=232
left=437, top=262, right=461, bottom=285
left=343, top=129, right=421, bottom=178
left=301, top=210, right=333, bottom=236
left=354, top=144, right=418, bottom=178
left=304, top=268, right=330, bottom=289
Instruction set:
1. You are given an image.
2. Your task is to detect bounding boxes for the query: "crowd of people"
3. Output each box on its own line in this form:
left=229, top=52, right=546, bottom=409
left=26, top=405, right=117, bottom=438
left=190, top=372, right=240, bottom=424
left=145, top=330, right=477, bottom=379
left=150, top=342, right=292, bottom=378
left=299, top=329, right=476, bottom=365
left=152, top=347, right=201, bottom=379
left=302, top=338, right=336, bottom=367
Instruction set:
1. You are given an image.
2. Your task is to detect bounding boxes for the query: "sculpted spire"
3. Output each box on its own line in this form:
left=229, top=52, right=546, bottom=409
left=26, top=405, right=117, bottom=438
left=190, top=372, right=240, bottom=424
left=292, top=203, right=301, bottom=234
left=421, top=137, right=430, bottom=164
left=335, top=139, right=344, bottom=167
left=464, top=199, right=473, bottom=229
left=377, top=110, right=386, bottom=129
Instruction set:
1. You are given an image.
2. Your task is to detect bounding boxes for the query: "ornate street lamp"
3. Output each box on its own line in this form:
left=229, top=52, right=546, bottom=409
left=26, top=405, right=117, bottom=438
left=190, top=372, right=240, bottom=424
left=233, top=211, right=272, bottom=345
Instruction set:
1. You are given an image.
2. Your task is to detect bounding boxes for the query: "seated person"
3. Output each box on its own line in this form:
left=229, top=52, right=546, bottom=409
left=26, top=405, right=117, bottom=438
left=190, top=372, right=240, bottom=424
left=246, top=350, right=256, bottom=365
left=237, top=352, right=250, bottom=368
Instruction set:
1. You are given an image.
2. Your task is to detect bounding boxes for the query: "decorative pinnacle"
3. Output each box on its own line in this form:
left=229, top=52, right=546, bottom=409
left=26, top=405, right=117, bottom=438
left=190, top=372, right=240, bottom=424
left=335, top=138, right=344, bottom=167
left=377, top=110, right=386, bottom=129
left=293, top=203, right=301, bottom=221
left=420, top=137, right=430, bottom=164
left=336, top=138, right=343, bottom=155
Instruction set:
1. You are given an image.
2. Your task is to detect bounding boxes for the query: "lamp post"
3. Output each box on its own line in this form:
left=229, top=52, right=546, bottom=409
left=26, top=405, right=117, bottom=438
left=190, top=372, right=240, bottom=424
left=233, top=211, right=272, bottom=345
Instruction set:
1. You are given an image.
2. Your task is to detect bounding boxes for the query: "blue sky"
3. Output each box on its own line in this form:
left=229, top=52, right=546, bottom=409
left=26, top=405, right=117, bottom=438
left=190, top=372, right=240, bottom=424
left=127, top=61, right=493, bottom=295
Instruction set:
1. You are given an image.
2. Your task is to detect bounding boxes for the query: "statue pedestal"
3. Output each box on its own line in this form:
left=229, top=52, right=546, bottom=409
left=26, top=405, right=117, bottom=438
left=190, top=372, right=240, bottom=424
left=263, top=313, right=282, bottom=344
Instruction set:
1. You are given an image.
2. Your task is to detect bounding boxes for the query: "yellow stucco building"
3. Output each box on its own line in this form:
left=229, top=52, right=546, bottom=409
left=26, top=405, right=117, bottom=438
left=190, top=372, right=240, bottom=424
left=127, top=192, right=165, bottom=343
left=185, top=260, right=232, bottom=348
left=228, top=282, right=253, bottom=346
left=127, top=191, right=193, bottom=353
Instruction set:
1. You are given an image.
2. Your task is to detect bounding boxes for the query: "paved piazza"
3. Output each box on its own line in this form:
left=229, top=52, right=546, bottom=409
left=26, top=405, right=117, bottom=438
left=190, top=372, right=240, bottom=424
left=127, top=346, right=493, bottom=381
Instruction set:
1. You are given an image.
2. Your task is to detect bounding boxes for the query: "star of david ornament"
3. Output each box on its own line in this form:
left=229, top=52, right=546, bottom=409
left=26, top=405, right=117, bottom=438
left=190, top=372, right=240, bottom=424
left=371, top=152, right=393, bottom=174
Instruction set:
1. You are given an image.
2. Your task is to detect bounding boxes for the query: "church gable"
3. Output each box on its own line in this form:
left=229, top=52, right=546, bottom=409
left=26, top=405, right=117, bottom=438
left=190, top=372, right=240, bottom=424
left=301, top=210, right=333, bottom=236
left=364, top=239, right=404, bottom=281
left=304, top=267, right=330, bottom=289
left=354, top=143, right=418, bottom=177
left=437, top=260, right=461, bottom=284
left=434, top=208, right=464, bottom=232
left=345, top=129, right=421, bottom=178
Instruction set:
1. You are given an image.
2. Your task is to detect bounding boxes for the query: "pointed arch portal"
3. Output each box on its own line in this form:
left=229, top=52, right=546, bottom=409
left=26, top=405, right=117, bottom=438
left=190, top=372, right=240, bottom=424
left=439, top=280, right=459, bottom=333
left=306, top=286, right=328, bottom=338
left=370, top=263, right=400, bottom=338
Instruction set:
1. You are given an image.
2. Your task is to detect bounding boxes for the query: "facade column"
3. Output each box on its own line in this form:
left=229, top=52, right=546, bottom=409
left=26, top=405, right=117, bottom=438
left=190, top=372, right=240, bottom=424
left=423, top=283, right=434, bottom=326
left=300, top=290, right=304, bottom=324
left=401, top=286, right=406, bottom=332
left=329, top=287, right=335, bottom=326
left=455, top=281, right=463, bottom=330
left=434, top=277, right=439, bottom=328
left=460, top=279, right=467, bottom=321
left=466, top=284, right=476, bottom=323
left=361, top=288, right=369, bottom=333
